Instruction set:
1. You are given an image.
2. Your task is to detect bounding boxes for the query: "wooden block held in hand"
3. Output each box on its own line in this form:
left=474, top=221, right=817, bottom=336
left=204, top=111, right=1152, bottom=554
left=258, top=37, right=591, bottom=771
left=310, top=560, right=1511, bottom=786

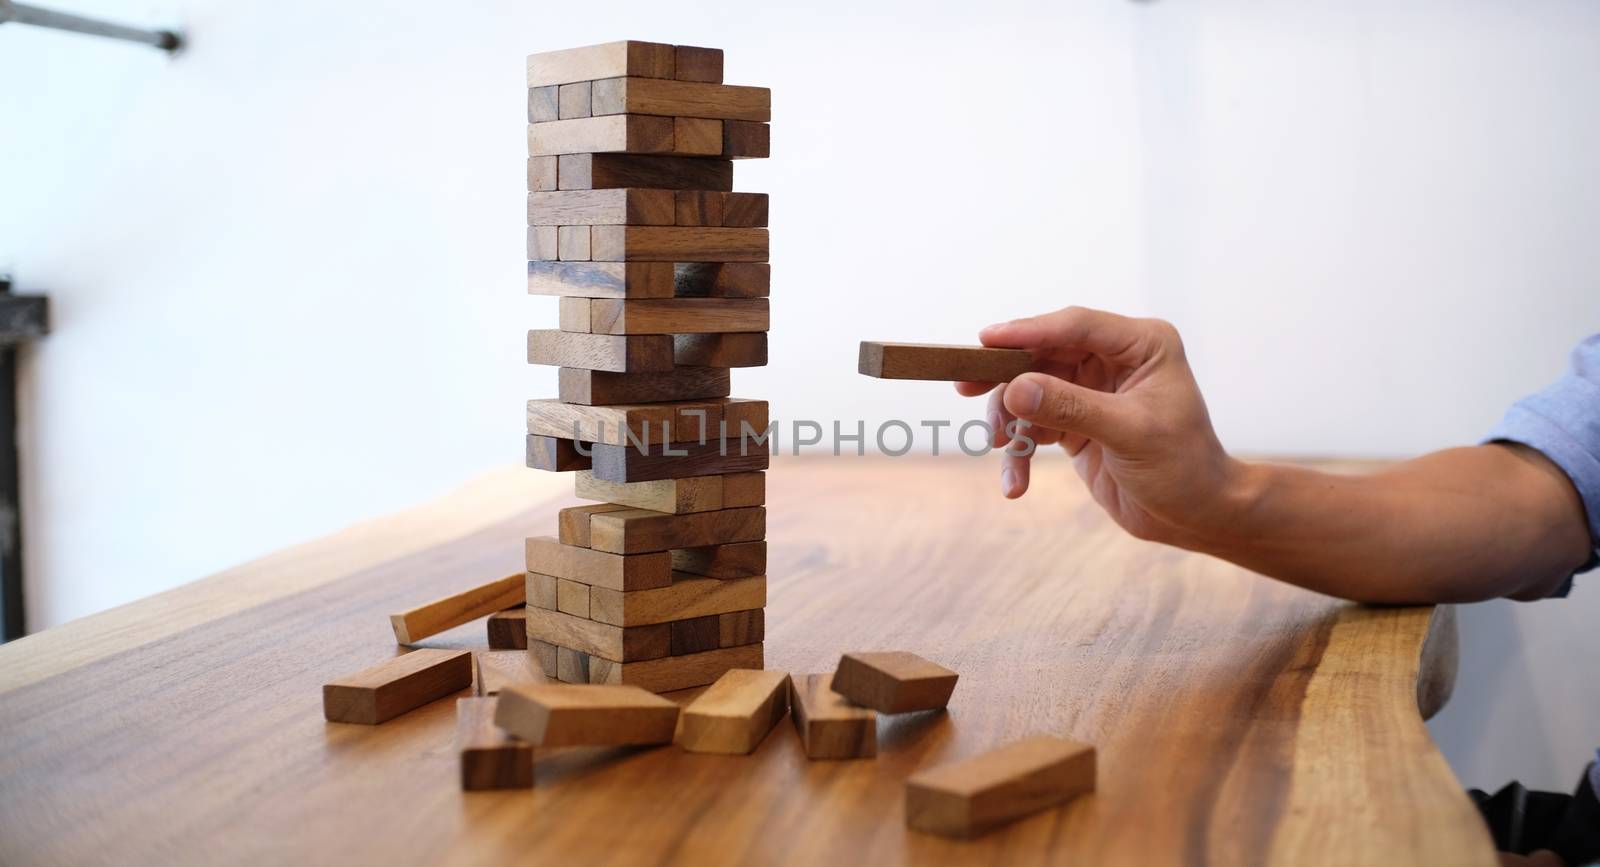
left=528, top=330, right=674, bottom=373
left=526, top=40, right=675, bottom=88
left=590, top=227, right=768, bottom=263
left=474, top=649, right=548, bottom=695
left=590, top=77, right=770, bottom=122
left=673, top=45, right=724, bottom=83
left=558, top=154, right=733, bottom=191
left=457, top=696, right=533, bottom=790
left=528, top=115, right=675, bottom=157
left=487, top=608, right=528, bottom=650
left=674, top=332, right=767, bottom=368
left=323, top=649, right=472, bottom=725
left=575, top=472, right=724, bottom=514
left=389, top=574, right=524, bottom=645
left=525, top=536, right=673, bottom=591
left=526, top=434, right=592, bottom=472
left=528, top=261, right=675, bottom=299
left=494, top=682, right=679, bottom=746
left=905, top=735, right=1096, bottom=839
left=588, top=506, right=765, bottom=555
left=590, top=298, right=769, bottom=334
left=588, top=642, right=763, bottom=693
left=858, top=342, right=1032, bottom=383
left=679, top=669, right=790, bottom=754
left=588, top=572, right=766, bottom=626
left=671, top=541, right=766, bottom=579
left=790, top=672, right=876, bottom=759
left=527, top=189, right=675, bottom=226
left=588, top=437, right=769, bottom=484
left=524, top=606, right=670, bottom=661
left=832, top=651, right=959, bottom=713
left=558, top=366, right=731, bottom=406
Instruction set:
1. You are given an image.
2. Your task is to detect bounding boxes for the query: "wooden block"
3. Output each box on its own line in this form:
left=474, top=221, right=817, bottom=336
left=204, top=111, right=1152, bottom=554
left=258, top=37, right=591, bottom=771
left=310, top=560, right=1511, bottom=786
left=494, top=682, right=679, bottom=746
left=669, top=615, right=722, bottom=655
left=389, top=574, right=524, bottom=645
left=528, top=261, right=675, bottom=299
left=474, top=649, right=548, bottom=695
left=832, top=651, right=959, bottom=713
left=672, top=541, right=766, bottom=579
left=527, top=225, right=559, bottom=261
left=589, top=642, right=763, bottom=693
left=674, top=333, right=767, bottom=368
left=528, top=85, right=560, bottom=122
left=719, top=398, right=770, bottom=436
left=527, top=572, right=558, bottom=610
left=674, top=262, right=769, bottom=298
left=524, top=606, right=671, bottom=662
left=558, top=366, right=731, bottom=406
left=525, top=536, right=673, bottom=592
left=590, top=227, right=768, bottom=263
left=721, top=193, right=769, bottom=228
left=672, top=117, right=723, bottom=156
left=527, top=115, right=675, bottom=157
left=720, top=472, right=765, bottom=507
left=790, top=672, right=876, bottom=760
left=673, top=45, right=723, bottom=83
left=674, top=191, right=725, bottom=227
left=723, top=120, right=770, bottom=159
left=588, top=437, right=769, bottom=484
left=591, top=77, right=770, bottom=122
left=589, top=507, right=765, bottom=555
left=858, top=342, right=1033, bottom=383
left=527, top=330, right=674, bottom=373
left=557, top=646, right=592, bottom=684
left=558, top=153, right=733, bottom=192
left=527, top=40, right=675, bottom=88
left=322, top=649, right=472, bottom=725
left=528, top=189, right=675, bottom=227
left=559, top=296, right=592, bottom=332
left=557, top=81, right=591, bottom=119
left=589, top=573, right=766, bottom=627
left=527, top=398, right=722, bottom=446
left=486, top=608, right=528, bottom=650
left=575, top=472, right=723, bottom=514
left=528, top=156, right=558, bottom=192
left=530, top=638, right=558, bottom=678
left=526, top=434, right=591, bottom=472
left=557, top=226, right=591, bottom=261
left=556, top=578, right=590, bottom=618
left=559, top=503, right=632, bottom=548
left=678, top=669, right=789, bottom=755
left=905, top=736, right=1097, bottom=839
left=456, top=697, right=534, bottom=790
left=719, top=609, right=764, bottom=646
left=590, top=298, right=769, bottom=335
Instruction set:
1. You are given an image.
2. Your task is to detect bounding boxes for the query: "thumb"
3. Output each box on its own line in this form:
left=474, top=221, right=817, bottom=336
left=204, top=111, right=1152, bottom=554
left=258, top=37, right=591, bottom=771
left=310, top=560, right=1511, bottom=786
left=1002, top=372, right=1134, bottom=448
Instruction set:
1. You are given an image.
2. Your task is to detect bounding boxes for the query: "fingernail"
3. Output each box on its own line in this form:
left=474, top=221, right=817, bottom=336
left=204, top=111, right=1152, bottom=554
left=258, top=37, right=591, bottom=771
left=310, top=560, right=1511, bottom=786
left=1001, top=467, right=1016, bottom=496
left=1010, top=378, right=1043, bottom=414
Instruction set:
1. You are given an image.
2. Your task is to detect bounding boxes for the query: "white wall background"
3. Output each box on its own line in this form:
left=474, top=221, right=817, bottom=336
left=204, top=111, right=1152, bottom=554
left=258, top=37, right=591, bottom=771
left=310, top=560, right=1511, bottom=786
left=3, top=0, right=1596, bottom=792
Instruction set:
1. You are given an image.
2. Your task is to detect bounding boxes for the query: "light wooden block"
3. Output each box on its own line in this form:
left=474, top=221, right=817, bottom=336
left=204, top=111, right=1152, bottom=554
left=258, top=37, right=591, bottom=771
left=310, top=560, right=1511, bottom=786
left=588, top=642, right=763, bottom=693
left=527, top=115, right=675, bottom=157
left=527, top=225, right=559, bottom=261
left=588, top=573, right=766, bottom=627
left=525, top=536, right=673, bottom=591
left=525, top=434, right=592, bottom=472
left=674, top=190, right=725, bottom=227
left=673, top=262, right=770, bottom=298
left=528, top=156, right=558, bottom=191
left=529, top=638, right=558, bottom=678
left=557, top=646, right=592, bottom=684
left=832, top=651, right=959, bottom=713
left=575, top=472, right=724, bottom=514
left=559, top=296, right=593, bottom=332
left=720, top=472, right=765, bottom=507
left=591, top=77, right=770, bottom=122
left=674, top=333, right=766, bottom=368
left=723, top=120, right=770, bottom=159
left=556, top=578, right=590, bottom=618
left=590, top=226, right=768, bottom=263
left=905, top=736, right=1096, bottom=839
left=557, top=81, right=591, bottom=119
left=671, top=541, right=766, bottom=579
left=474, top=649, right=548, bottom=696
left=528, top=261, right=675, bottom=299
left=527, top=572, right=558, bottom=610
left=557, top=225, right=591, bottom=261
left=494, top=682, right=679, bottom=747
left=527, top=398, right=723, bottom=446
left=858, top=342, right=1033, bottom=383
left=678, top=669, right=790, bottom=755
left=589, top=298, right=769, bottom=334
left=673, top=45, right=723, bottom=83
left=527, top=330, right=674, bottom=373
left=718, top=609, right=764, bottom=646
left=721, top=193, right=769, bottom=228
left=558, top=503, right=632, bottom=548
left=558, top=153, right=733, bottom=192
left=589, top=506, right=766, bottom=555
left=486, top=608, right=528, bottom=650
left=526, top=40, right=675, bottom=88
left=558, top=366, right=731, bottom=406
left=528, top=85, right=559, bottom=122
left=672, top=117, right=724, bottom=156
left=524, top=606, right=670, bottom=662
left=322, top=649, right=473, bottom=725
left=588, top=437, right=770, bottom=484
left=456, top=696, right=533, bottom=790
left=389, top=574, right=524, bottom=645
left=790, top=672, right=876, bottom=760
left=528, top=189, right=675, bottom=227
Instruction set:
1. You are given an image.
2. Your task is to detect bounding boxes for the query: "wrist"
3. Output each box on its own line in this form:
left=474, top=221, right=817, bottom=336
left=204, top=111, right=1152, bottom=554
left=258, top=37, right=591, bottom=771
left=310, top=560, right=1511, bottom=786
left=1196, top=457, right=1274, bottom=558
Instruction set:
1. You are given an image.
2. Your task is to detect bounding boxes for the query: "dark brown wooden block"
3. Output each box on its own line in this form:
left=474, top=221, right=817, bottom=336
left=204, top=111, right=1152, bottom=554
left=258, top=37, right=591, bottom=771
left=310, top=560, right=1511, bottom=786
left=526, top=40, right=675, bottom=88
left=527, top=189, right=675, bottom=226
left=590, top=227, right=768, bottom=263
left=673, top=333, right=767, bottom=368
left=589, top=298, right=770, bottom=334
left=527, top=398, right=724, bottom=446
left=456, top=696, right=533, bottom=790
left=523, top=606, right=670, bottom=662
left=723, top=120, right=770, bottom=159
left=486, top=608, right=528, bottom=650
left=905, top=736, right=1096, bottom=839
left=832, top=651, right=959, bottom=714
left=527, top=261, right=675, bottom=299
left=525, top=434, right=592, bottom=472
left=674, top=262, right=770, bottom=298
left=322, top=649, right=473, bottom=725
left=721, top=193, right=769, bottom=228
left=588, top=436, right=770, bottom=483
left=674, top=191, right=725, bottom=227
left=672, top=117, right=724, bottom=156
left=718, top=609, right=764, bottom=646
left=527, top=330, right=674, bottom=373
left=528, top=85, right=559, bottom=122
left=528, top=156, right=558, bottom=191
left=587, top=506, right=765, bottom=555
left=673, top=45, right=723, bottom=83
left=557, top=81, right=591, bottom=119
left=525, top=536, right=673, bottom=592
left=671, top=541, right=766, bottom=579
left=590, top=77, right=770, bottom=122
left=558, top=153, right=733, bottom=191
left=527, top=115, right=675, bottom=157
left=670, top=615, right=722, bottom=655
left=858, top=342, right=1032, bottom=383
left=719, top=472, right=765, bottom=507
left=558, top=366, right=731, bottom=406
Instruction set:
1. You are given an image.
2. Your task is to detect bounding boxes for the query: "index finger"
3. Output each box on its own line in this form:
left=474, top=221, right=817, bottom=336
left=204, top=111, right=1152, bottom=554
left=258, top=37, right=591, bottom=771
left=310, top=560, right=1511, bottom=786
left=979, top=306, right=1158, bottom=367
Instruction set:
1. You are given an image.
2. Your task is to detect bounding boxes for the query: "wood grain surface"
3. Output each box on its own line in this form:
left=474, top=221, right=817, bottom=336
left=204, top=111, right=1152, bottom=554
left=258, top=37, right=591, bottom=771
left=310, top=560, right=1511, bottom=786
left=0, top=457, right=1491, bottom=866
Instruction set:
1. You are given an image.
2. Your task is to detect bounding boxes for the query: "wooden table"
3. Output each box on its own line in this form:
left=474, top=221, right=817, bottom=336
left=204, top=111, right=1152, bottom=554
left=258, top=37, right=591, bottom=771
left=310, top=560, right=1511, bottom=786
left=0, top=456, right=1495, bottom=866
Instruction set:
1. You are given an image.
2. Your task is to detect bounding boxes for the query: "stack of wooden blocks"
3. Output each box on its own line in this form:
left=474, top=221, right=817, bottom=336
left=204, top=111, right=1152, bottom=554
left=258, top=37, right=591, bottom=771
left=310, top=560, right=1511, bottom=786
left=521, top=40, right=772, bottom=694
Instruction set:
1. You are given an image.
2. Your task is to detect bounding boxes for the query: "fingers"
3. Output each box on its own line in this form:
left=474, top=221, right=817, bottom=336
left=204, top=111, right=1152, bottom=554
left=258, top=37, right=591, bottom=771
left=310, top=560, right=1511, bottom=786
left=1002, top=372, right=1137, bottom=448
left=953, top=380, right=999, bottom=397
left=1001, top=446, right=1030, bottom=498
left=979, top=306, right=1166, bottom=367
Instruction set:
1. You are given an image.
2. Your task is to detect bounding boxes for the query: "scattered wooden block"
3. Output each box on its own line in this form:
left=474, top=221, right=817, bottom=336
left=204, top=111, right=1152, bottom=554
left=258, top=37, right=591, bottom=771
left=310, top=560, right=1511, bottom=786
left=527, top=398, right=723, bottom=446
left=527, top=225, right=559, bottom=261
left=858, top=342, right=1032, bottom=383
left=526, top=40, right=675, bottom=88
left=486, top=607, right=528, bottom=650
left=558, top=365, right=731, bottom=406
left=673, top=332, right=767, bottom=368
left=721, top=193, right=769, bottom=228
left=591, top=77, right=770, bottom=122
left=832, top=651, right=959, bottom=713
left=673, top=45, right=723, bottom=83
left=723, top=120, right=770, bottom=159
left=557, top=81, right=591, bottom=119
left=589, top=506, right=766, bottom=555
left=669, top=615, right=723, bottom=655
left=557, top=153, right=733, bottom=192
left=527, top=261, right=675, bottom=299
left=528, top=156, right=558, bottom=191
left=559, top=295, right=592, bottom=332
left=556, top=225, right=591, bottom=261
left=527, top=330, right=674, bottom=373
left=590, top=226, right=768, bottom=263
left=720, top=472, right=765, bottom=507
left=556, top=578, right=590, bottom=618
left=587, top=642, right=763, bottom=693
left=527, top=115, right=675, bottom=157
left=525, top=536, right=673, bottom=591
left=525, top=434, right=592, bottom=472
left=389, top=574, right=525, bottom=645
left=558, top=503, right=632, bottom=548
left=574, top=472, right=725, bottom=514
left=323, top=649, right=473, bottom=725
left=528, top=85, right=560, bottom=122
left=588, top=573, right=766, bottom=627
left=674, top=190, right=725, bottom=227
left=474, top=649, right=548, bottom=695
left=678, top=669, right=790, bottom=755
left=456, top=696, right=534, bottom=790
left=527, top=189, right=675, bottom=226
left=672, top=117, right=724, bottom=156
left=588, top=298, right=769, bottom=334
left=588, top=437, right=770, bottom=484
left=905, top=735, right=1097, bottom=839
left=527, top=572, right=558, bottom=610
left=718, top=609, right=764, bottom=646
left=790, top=673, right=876, bottom=759
left=673, top=262, right=769, bottom=298
left=524, top=606, right=670, bottom=661
left=671, top=541, right=766, bottom=579
left=494, top=682, right=679, bottom=747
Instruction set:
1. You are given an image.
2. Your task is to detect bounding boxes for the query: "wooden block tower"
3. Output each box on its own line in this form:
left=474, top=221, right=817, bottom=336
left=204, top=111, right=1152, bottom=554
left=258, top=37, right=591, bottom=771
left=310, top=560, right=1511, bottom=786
left=521, top=41, right=771, bottom=694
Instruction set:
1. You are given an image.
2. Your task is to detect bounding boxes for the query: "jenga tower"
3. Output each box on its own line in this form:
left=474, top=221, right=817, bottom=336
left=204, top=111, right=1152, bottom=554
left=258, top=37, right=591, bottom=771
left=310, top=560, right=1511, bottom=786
left=522, top=41, right=771, bottom=694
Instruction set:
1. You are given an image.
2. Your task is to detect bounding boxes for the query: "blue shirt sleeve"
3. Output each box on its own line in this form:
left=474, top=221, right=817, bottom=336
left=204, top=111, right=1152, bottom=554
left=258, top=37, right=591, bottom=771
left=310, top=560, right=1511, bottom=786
left=1486, top=333, right=1600, bottom=596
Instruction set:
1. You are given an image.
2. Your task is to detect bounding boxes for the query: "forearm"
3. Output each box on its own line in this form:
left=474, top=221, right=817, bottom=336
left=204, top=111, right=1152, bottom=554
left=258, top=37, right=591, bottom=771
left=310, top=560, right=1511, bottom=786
left=1199, top=445, right=1592, bottom=603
